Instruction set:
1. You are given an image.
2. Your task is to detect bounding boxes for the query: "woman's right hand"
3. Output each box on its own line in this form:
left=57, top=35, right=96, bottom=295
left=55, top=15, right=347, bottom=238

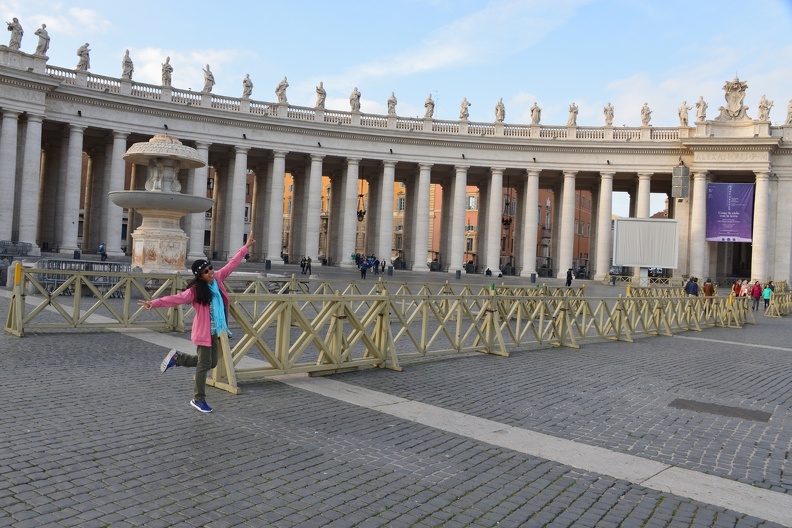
left=138, top=300, right=153, bottom=310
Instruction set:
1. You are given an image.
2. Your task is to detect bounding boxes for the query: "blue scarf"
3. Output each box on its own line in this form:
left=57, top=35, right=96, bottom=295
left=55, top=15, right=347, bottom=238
left=207, top=280, right=231, bottom=336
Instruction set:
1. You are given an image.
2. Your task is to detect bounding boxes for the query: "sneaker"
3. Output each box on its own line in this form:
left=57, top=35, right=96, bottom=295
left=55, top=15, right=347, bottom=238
left=160, top=349, right=178, bottom=373
left=190, top=400, right=213, bottom=413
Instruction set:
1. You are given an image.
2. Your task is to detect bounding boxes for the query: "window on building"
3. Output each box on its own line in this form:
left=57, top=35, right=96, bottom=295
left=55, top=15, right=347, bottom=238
left=466, top=196, right=477, bottom=210
left=395, top=236, right=402, bottom=249
left=244, top=205, right=250, bottom=222
left=394, top=225, right=403, bottom=231
left=466, top=238, right=473, bottom=251
left=465, top=224, right=476, bottom=232
left=397, top=198, right=405, bottom=211
left=501, top=237, right=506, bottom=251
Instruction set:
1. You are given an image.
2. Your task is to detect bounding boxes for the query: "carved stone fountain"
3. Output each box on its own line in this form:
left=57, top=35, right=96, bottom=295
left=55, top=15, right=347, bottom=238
left=109, top=134, right=213, bottom=272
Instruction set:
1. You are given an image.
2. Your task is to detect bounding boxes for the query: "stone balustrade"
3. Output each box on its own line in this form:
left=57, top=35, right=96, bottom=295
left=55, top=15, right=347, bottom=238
left=33, top=64, right=719, bottom=143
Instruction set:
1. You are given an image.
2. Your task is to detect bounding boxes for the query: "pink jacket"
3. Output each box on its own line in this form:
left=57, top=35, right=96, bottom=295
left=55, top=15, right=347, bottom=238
left=150, top=245, right=248, bottom=346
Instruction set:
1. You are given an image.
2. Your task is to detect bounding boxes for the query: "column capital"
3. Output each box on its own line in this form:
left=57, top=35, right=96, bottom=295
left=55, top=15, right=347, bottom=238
left=754, top=171, right=771, bottom=180
left=563, top=170, right=577, bottom=178
left=455, top=165, right=469, bottom=173
left=113, top=131, right=129, bottom=140
left=311, top=153, right=325, bottom=162
left=25, top=113, right=45, bottom=123
left=272, top=150, right=288, bottom=159
left=490, top=167, right=506, bottom=175
left=692, top=170, right=708, bottom=179
left=234, top=146, right=250, bottom=155
left=195, top=141, right=211, bottom=150
left=526, top=169, right=541, bottom=178
left=345, top=157, right=361, bottom=167
left=1, top=109, right=21, bottom=119
left=69, top=124, right=87, bottom=133
left=599, top=171, right=615, bottom=179
left=382, top=159, right=397, bottom=169
left=418, top=162, right=433, bottom=171
left=637, top=172, right=653, bottom=179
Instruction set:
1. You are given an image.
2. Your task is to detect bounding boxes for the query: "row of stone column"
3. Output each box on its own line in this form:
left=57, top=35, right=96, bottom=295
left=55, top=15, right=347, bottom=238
left=0, top=111, right=667, bottom=278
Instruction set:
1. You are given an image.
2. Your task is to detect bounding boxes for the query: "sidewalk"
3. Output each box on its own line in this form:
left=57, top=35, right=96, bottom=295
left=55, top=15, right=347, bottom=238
left=1, top=280, right=790, bottom=527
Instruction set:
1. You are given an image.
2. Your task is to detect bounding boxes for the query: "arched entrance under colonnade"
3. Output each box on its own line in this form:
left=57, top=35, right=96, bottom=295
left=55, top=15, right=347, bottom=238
left=1, top=46, right=790, bottom=282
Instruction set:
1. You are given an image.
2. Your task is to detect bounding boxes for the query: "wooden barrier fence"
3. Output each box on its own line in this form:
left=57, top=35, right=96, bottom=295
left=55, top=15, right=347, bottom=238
left=4, top=263, right=789, bottom=394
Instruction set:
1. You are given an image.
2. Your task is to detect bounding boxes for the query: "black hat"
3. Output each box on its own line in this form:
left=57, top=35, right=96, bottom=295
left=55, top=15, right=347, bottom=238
left=191, top=259, right=211, bottom=277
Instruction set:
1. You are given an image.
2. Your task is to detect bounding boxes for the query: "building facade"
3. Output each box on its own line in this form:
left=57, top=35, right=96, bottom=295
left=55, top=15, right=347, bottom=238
left=1, top=48, right=790, bottom=282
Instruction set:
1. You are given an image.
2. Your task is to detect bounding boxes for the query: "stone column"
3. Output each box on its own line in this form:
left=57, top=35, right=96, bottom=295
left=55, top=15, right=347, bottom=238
left=304, top=154, right=324, bottom=262
left=340, top=158, right=360, bottom=267
left=251, top=161, right=270, bottom=260
left=18, top=114, right=44, bottom=253
left=60, top=125, right=86, bottom=253
left=266, top=151, right=287, bottom=263
left=103, top=131, right=129, bottom=257
left=187, top=142, right=210, bottom=261
left=556, top=171, right=576, bottom=278
left=411, top=163, right=432, bottom=272
left=485, top=167, right=504, bottom=272
left=377, top=160, right=396, bottom=262
left=0, top=110, right=20, bottom=240
left=520, top=169, right=540, bottom=277
left=688, top=171, right=708, bottom=279
left=594, top=171, right=614, bottom=281
left=448, top=165, right=468, bottom=273
left=636, top=172, right=652, bottom=218
left=227, top=146, right=249, bottom=250
left=290, top=166, right=306, bottom=259
left=751, top=171, right=770, bottom=281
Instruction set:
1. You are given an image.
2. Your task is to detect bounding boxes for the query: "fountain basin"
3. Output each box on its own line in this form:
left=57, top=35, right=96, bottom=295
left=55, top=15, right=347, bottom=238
left=109, top=191, right=213, bottom=213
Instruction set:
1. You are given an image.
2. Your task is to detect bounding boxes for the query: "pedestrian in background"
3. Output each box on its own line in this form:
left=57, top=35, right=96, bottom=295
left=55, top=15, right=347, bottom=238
left=565, top=268, right=573, bottom=287
left=750, top=280, right=762, bottom=310
left=138, top=235, right=255, bottom=413
left=762, top=283, right=773, bottom=310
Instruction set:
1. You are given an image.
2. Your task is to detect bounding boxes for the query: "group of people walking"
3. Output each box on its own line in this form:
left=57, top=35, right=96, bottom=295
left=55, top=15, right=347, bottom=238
left=685, top=277, right=774, bottom=310
left=732, top=279, right=775, bottom=310
left=355, top=254, right=387, bottom=279
left=299, top=256, right=312, bottom=275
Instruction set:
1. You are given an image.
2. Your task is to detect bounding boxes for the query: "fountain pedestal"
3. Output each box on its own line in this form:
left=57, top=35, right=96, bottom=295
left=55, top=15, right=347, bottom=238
left=109, top=134, right=212, bottom=272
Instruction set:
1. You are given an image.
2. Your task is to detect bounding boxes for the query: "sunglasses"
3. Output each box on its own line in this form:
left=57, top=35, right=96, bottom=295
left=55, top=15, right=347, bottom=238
left=202, top=266, right=213, bottom=274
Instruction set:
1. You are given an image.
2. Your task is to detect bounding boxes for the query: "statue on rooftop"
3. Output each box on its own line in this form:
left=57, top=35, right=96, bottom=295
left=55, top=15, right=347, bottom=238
left=786, top=100, right=792, bottom=125
left=6, top=18, right=22, bottom=51
left=678, top=101, right=692, bottom=126
left=604, top=103, right=614, bottom=126
left=566, top=102, right=578, bottom=126
left=276, top=77, right=289, bottom=103
left=495, top=98, right=505, bottom=122
left=316, top=82, right=326, bottom=108
left=76, top=43, right=91, bottom=70
left=459, top=97, right=470, bottom=120
left=530, top=102, right=541, bottom=124
left=424, top=93, right=435, bottom=118
left=695, top=96, right=707, bottom=122
left=161, top=56, right=173, bottom=86
left=388, top=92, right=397, bottom=115
left=202, top=64, right=214, bottom=93
left=34, top=24, right=49, bottom=55
left=242, top=74, right=253, bottom=98
left=350, top=87, right=361, bottom=112
left=121, top=49, right=134, bottom=80
left=640, top=103, right=652, bottom=126
left=757, top=95, right=773, bottom=121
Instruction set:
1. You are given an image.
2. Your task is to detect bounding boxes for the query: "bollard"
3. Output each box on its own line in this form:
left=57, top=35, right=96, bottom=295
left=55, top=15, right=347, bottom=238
left=265, top=259, right=271, bottom=270
left=387, top=265, right=393, bottom=276
left=455, top=270, right=461, bottom=280
left=73, top=250, right=81, bottom=260
left=530, top=273, right=536, bottom=283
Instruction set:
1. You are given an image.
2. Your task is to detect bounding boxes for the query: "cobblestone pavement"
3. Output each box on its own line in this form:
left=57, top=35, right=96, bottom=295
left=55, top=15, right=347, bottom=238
left=1, top=277, right=791, bottom=527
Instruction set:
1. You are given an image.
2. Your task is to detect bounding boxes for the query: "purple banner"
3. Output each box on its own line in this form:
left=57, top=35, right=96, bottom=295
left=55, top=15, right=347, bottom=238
left=706, top=183, right=754, bottom=242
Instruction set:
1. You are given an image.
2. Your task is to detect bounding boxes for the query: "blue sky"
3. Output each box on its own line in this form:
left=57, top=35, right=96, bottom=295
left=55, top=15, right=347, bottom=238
left=3, top=0, right=791, bottom=215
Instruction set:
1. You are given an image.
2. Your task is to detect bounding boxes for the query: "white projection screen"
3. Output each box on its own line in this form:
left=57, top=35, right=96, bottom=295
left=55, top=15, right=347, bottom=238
left=612, top=218, right=679, bottom=268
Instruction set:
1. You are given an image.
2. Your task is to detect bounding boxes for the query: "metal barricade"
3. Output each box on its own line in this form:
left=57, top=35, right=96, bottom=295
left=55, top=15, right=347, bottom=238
left=37, top=259, right=131, bottom=297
